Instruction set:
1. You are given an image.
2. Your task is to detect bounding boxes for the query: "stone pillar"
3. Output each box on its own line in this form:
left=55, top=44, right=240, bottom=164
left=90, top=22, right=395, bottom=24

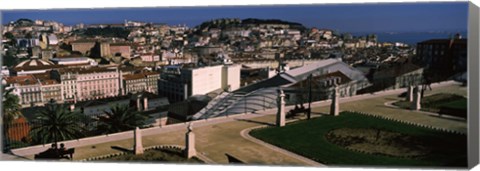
left=118, top=69, right=124, bottom=96
left=407, top=85, right=413, bottom=102
left=136, top=95, right=142, bottom=112
left=412, top=86, right=421, bottom=110
left=134, top=127, right=144, bottom=155
left=184, top=84, right=188, bottom=100
left=185, top=123, right=196, bottom=159
left=143, top=97, right=148, bottom=111
left=330, top=86, right=339, bottom=116
left=276, top=89, right=286, bottom=127
left=69, top=104, right=75, bottom=112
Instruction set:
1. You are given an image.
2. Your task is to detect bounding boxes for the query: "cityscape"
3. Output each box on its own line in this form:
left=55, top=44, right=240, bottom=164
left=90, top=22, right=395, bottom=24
left=0, top=2, right=469, bottom=168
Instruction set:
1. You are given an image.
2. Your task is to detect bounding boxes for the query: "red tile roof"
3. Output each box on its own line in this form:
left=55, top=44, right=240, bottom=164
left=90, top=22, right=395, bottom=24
left=123, top=73, right=146, bottom=80
left=5, top=75, right=39, bottom=86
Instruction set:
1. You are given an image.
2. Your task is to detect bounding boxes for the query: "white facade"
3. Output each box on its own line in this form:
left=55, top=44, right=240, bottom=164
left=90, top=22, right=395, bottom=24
left=159, top=64, right=241, bottom=102
left=58, top=72, right=77, bottom=101
left=53, top=68, right=121, bottom=102
left=222, top=65, right=241, bottom=92
left=76, top=70, right=120, bottom=101
left=186, top=65, right=223, bottom=96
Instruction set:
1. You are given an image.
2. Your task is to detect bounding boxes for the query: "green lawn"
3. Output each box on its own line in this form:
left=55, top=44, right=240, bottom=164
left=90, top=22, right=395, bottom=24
left=393, top=93, right=467, bottom=118
left=440, top=99, right=467, bottom=110
left=99, top=148, right=204, bottom=163
left=250, top=112, right=467, bottom=167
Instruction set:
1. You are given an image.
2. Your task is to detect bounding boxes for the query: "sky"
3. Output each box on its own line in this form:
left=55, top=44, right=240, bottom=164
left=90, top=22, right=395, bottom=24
left=1, top=2, right=468, bottom=33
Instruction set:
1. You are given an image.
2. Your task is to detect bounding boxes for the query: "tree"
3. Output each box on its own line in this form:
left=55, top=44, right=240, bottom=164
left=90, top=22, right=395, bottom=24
left=2, top=87, right=23, bottom=152
left=2, top=88, right=23, bottom=125
left=3, top=32, right=16, bottom=46
left=29, top=101, right=85, bottom=146
left=95, top=104, right=149, bottom=134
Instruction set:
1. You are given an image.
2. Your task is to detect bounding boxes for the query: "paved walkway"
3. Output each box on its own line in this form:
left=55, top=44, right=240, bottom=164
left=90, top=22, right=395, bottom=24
left=0, top=152, right=28, bottom=160
left=6, top=81, right=467, bottom=166
left=67, top=114, right=313, bottom=165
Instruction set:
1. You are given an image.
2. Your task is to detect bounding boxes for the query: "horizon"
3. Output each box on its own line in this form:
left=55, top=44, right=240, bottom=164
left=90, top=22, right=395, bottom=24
left=1, top=2, right=468, bottom=33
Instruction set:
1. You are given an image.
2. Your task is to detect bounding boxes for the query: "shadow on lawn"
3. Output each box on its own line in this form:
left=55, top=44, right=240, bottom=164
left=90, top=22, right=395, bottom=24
left=234, top=118, right=275, bottom=126
left=111, top=146, right=132, bottom=153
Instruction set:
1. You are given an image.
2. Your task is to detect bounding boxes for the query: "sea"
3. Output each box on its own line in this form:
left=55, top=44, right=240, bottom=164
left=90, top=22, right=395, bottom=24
left=351, top=31, right=468, bottom=46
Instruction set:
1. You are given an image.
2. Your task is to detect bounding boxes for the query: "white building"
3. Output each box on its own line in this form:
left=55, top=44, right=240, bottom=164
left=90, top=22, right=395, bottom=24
left=185, top=65, right=223, bottom=96
left=222, top=65, right=241, bottom=91
left=4, top=75, right=43, bottom=107
left=50, top=57, right=98, bottom=67
left=52, top=67, right=121, bottom=102
left=158, top=64, right=241, bottom=103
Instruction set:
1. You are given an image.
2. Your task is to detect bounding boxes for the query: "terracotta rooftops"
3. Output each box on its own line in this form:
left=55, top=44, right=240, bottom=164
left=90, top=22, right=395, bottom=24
left=143, top=71, right=160, bottom=76
left=14, top=64, right=66, bottom=72
left=123, top=73, right=146, bottom=80
left=58, top=67, right=117, bottom=74
left=32, top=73, right=60, bottom=85
left=5, top=75, right=38, bottom=86
left=70, top=39, right=97, bottom=43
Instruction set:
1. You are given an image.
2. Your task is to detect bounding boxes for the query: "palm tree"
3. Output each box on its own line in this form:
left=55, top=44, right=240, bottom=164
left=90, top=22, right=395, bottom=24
left=2, top=87, right=23, bottom=152
left=29, top=101, right=84, bottom=146
left=95, top=104, right=149, bottom=134
left=2, top=87, right=23, bottom=125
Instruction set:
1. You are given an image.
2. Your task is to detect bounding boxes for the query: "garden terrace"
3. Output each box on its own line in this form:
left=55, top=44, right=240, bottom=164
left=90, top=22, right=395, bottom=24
left=250, top=112, right=467, bottom=167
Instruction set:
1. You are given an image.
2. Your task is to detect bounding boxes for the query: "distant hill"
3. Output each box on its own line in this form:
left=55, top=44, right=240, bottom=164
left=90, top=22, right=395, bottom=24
left=15, top=18, right=34, bottom=27
left=242, top=18, right=306, bottom=32
left=241, top=18, right=303, bottom=26
left=194, top=18, right=307, bottom=33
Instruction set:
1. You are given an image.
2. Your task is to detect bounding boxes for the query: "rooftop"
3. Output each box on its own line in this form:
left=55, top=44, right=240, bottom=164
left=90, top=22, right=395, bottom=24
left=418, top=38, right=467, bottom=45
left=58, top=67, right=117, bottom=74
left=50, top=57, right=92, bottom=62
left=123, top=73, right=146, bottom=80
left=5, top=75, right=38, bottom=86
left=15, top=58, right=54, bottom=68
left=291, top=71, right=352, bottom=88
left=235, top=59, right=367, bottom=94
left=70, top=39, right=97, bottom=43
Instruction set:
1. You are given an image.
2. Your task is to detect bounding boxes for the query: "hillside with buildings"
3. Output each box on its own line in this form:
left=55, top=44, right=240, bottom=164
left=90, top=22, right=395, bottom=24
left=0, top=17, right=467, bottom=153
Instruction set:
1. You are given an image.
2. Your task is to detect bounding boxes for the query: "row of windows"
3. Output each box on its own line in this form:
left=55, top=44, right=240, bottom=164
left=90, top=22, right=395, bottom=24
left=80, top=90, right=117, bottom=97
left=21, top=93, right=42, bottom=104
left=42, top=87, right=61, bottom=91
left=20, top=87, right=41, bottom=93
left=127, top=79, right=146, bottom=83
left=44, top=92, right=61, bottom=96
left=77, top=73, right=117, bottom=80
left=79, top=82, right=117, bottom=88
